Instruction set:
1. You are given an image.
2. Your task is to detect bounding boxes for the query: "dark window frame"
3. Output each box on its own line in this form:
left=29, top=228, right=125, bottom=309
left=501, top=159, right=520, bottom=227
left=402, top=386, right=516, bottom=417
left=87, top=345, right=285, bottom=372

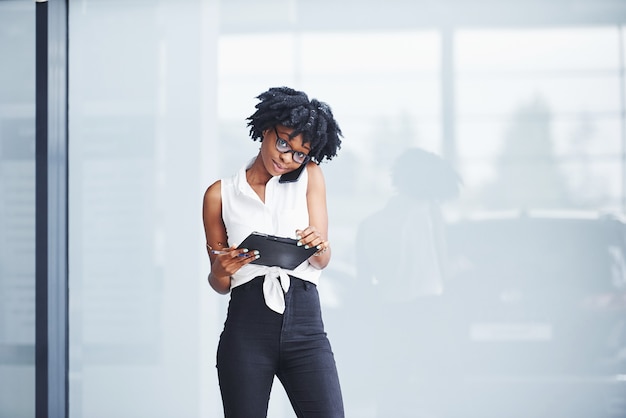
left=36, top=0, right=68, bottom=417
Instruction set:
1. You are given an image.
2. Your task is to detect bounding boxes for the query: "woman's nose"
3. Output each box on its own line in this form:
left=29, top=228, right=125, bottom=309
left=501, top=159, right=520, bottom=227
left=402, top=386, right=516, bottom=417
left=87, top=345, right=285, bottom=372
left=279, top=152, right=293, bottom=163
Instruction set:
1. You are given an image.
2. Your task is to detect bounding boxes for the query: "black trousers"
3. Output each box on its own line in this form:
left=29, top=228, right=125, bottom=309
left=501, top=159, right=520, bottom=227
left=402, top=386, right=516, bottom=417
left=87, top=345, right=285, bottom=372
left=216, top=276, right=344, bottom=418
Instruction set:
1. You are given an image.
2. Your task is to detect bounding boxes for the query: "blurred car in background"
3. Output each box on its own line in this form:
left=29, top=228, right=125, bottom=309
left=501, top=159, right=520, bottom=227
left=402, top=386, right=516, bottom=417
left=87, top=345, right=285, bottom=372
left=414, top=211, right=626, bottom=418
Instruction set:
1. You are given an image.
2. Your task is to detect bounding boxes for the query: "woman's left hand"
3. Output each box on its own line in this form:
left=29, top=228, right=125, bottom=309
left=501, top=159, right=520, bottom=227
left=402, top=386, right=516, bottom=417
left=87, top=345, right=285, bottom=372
left=296, top=226, right=329, bottom=257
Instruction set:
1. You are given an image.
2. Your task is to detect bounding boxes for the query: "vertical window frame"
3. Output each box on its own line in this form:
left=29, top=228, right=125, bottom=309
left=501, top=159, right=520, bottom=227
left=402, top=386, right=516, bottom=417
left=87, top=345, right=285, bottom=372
left=35, top=0, right=69, bottom=417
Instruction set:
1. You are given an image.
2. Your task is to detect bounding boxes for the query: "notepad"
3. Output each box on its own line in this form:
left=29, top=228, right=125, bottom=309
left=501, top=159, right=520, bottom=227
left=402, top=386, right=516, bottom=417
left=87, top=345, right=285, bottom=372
left=237, top=232, right=317, bottom=270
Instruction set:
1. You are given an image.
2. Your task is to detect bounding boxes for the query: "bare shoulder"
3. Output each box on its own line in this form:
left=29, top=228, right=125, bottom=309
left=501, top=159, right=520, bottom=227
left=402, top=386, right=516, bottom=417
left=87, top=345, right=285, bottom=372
left=305, top=162, right=327, bottom=198
left=305, top=162, right=325, bottom=183
left=204, top=180, right=222, bottom=205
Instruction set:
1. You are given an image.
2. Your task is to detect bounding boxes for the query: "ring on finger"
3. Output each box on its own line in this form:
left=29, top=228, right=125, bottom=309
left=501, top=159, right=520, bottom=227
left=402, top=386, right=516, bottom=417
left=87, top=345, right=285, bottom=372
left=313, top=241, right=329, bottom=256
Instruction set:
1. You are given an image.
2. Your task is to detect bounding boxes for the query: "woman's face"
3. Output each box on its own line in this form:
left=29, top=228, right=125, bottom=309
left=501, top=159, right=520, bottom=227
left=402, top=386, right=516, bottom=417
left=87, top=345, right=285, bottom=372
left=261, top=125, right=311, bottom=177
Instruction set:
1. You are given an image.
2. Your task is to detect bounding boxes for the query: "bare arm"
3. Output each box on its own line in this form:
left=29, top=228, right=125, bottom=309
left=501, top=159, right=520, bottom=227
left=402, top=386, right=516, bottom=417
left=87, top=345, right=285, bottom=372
left=202, top=180, right=257, bottom=294
left=297, top=162, right=331, bottom=270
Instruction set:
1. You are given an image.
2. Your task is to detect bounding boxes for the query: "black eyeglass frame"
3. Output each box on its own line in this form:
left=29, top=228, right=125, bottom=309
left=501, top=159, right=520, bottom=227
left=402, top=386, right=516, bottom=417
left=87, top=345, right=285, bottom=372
left=274, top=127, right=311, bottom=165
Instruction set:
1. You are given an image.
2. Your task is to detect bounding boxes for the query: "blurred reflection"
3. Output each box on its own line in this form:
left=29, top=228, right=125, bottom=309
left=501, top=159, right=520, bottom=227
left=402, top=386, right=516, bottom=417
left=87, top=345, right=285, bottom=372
left=356, top=147, right=461, bottom=297
left=353, top=148, right=461, bottom=417
left=344, top=147, right=626, bottom=418
left=439, top=213, right=626, bottom=418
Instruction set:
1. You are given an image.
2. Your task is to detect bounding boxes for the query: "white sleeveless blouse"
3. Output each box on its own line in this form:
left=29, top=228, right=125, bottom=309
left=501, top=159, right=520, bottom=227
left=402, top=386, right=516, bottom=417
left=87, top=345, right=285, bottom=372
left=221, top=159, right=321, bottom=313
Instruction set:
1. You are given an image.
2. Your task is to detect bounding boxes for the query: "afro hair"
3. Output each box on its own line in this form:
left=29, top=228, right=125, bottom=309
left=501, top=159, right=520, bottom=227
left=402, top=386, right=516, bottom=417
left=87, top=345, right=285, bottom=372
left=246, top=86, right=342, bottom=164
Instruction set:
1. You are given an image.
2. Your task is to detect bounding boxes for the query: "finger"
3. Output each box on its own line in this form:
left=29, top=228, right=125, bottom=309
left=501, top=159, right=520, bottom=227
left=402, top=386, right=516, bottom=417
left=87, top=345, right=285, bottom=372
left=216, top=250, right=259, bottom=276
left=296, top=228, right=321, bottom=248
left=305, top=232, right=324, bottom=249
left=220, top=247, right=252, bottom=259
left=296, top=227, right=317, bottom=239
left=313, top=240, right=329, bottom=257
left=209, top=246, right=238, bottom=257
left=239, top=250, right=260, bottom=265
left=232, top=248, right=251, bottom=258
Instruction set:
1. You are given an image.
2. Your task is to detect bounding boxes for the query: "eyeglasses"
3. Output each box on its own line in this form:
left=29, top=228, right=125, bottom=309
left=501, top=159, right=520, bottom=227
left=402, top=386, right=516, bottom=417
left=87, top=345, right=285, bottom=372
left=274, top=127, right=311, bottom=165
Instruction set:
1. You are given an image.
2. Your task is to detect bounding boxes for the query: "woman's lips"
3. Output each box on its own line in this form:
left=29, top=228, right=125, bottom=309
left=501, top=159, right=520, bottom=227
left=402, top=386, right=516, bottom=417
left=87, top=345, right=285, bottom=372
left=273, top=160, right=287, bottom=173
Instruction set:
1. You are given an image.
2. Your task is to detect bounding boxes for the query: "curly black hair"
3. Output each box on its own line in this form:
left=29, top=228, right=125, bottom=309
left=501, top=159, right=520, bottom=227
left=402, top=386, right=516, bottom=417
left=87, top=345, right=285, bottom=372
left=246, top=86, right=342, bottom=164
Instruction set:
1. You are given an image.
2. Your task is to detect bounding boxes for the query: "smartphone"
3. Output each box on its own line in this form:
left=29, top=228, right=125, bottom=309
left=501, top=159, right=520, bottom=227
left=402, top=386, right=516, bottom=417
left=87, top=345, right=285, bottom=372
left=279, top=164, right=306, bottom=183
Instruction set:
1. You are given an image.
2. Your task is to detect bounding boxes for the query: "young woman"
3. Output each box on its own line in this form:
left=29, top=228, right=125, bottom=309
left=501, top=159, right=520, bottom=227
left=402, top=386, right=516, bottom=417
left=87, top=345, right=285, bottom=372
left=202, top=87, right=344, bottom=417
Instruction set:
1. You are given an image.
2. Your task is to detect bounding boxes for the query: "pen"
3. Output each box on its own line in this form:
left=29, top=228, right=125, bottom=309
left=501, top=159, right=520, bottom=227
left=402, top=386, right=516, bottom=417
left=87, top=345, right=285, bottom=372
left=210, top=249, right=254, bottom=257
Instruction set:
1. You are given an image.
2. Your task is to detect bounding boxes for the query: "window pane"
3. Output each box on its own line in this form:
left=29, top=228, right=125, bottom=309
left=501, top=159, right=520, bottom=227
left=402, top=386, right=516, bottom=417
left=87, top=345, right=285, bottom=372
left=458, top=75, right=621, bottom=115
left=455, top=27, right=623, bottom=211
left=300, top=31, right=440, bottom=74
left=456, top=28, right=620, bottom=72
left=69, top=1, right=219, bottom=416
left=219, top=33, right=296, bottom=76
left=0, top=1, right=36, bottom=417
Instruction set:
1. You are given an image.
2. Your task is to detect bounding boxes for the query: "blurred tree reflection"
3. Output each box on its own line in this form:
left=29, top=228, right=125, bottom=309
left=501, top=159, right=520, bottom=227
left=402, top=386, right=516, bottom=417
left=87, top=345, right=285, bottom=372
left=481, top=95, right=572, bottom=210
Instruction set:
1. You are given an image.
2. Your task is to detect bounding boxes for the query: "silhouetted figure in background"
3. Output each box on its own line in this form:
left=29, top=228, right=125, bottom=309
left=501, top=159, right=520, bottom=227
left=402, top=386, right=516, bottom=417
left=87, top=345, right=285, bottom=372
left=355, top=147, right=461, bottom=417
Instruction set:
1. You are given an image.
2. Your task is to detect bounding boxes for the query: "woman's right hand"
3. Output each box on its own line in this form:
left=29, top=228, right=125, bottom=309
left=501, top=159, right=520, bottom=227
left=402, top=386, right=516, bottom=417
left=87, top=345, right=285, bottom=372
left=210, top=246, right=260, bottom=277
left=208, top=247, right=260, bottom=294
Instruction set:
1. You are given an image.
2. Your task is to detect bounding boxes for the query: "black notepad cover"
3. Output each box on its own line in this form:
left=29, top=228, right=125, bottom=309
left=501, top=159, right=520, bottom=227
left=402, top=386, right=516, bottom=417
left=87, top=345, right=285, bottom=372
left=237, top=232, right=317, bottom=270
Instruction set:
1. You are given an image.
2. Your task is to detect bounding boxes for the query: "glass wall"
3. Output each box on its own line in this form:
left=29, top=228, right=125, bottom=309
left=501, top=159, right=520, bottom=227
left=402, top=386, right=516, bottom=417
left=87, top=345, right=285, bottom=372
left=455, top=27, right=625, bottom=212
left=1, top=1, right=623, bottom=417
left=0, top=1, right=36, bottom=417
left=64, top=1, right=626, bottom=417
left=216, top=17, right=626, bottom=418
left=68, top=0, right=220, bottom=417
